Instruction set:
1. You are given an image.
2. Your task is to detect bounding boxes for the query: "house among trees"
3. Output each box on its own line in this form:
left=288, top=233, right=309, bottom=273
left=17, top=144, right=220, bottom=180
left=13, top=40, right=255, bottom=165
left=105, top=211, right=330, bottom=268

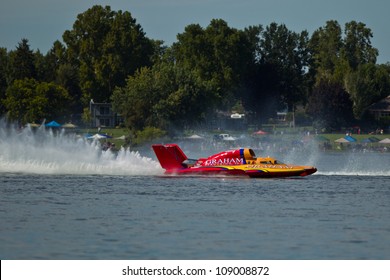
left=368, top=95, right=390, bottom=120
left=89, top=100, right=122, bottom=128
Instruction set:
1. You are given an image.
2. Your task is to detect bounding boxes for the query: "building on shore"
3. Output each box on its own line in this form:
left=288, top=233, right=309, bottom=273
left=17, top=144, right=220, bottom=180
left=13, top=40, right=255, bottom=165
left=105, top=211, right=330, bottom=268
left=89, top=100, right=123, bottom=128
left=368, top=95, right=390, bottom=120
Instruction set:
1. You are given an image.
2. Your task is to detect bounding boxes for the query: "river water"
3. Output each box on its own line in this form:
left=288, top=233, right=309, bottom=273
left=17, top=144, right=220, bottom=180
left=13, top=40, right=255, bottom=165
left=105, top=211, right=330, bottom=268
left=0, top=124, right=389, bottom=259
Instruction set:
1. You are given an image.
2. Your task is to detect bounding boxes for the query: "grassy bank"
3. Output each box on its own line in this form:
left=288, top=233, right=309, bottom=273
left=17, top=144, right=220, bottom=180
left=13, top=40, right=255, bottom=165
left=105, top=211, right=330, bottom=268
left=79, top=127, right=130, bottom=149
left=76, top=127, right=389, bottom=152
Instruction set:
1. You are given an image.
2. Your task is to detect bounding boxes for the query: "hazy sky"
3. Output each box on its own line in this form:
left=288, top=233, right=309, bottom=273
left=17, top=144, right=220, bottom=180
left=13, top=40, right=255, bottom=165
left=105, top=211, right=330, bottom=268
left=1, top=0, right=389, bottom=63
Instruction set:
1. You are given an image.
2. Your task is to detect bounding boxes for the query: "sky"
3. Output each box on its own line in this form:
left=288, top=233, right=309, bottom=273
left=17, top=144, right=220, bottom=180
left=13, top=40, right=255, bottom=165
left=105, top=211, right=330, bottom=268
left=1, top=0, right=389, bottom=64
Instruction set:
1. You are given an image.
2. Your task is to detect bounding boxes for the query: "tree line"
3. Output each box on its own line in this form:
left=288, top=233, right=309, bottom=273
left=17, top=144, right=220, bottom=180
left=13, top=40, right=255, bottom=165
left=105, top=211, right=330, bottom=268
left=1, top=5, right=389, bottom=135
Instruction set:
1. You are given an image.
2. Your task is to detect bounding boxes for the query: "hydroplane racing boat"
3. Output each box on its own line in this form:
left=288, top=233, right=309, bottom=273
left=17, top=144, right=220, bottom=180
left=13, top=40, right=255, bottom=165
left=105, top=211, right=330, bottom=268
left=152, top=144, right=317, bottom=178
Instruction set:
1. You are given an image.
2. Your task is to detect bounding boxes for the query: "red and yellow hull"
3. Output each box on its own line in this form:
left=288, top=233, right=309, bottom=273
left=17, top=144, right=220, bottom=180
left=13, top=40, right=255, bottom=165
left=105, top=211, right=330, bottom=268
left=164, top=164, right=317, bottom=178
left=152, top=144, right=317, bottom=178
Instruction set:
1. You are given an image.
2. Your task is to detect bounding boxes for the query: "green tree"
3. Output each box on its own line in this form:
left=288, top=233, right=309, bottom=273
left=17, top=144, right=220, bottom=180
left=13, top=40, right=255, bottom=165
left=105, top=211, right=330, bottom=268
left=309, top=20, right=344, bottom=83
left=241, top=23, right=310, bottom=123
left=343, top=21, right=378, bottom=70
left=0, top=48, right=9, bottom=114
left=3, top=78, right=71, bottom=123
left=112, top=60, right=216, bottom=132
left=112, top=67, right=156, bottom=131
left=8, top=39, right=37, bottom=82
left=36, top=81, right=72, bottom=121
left=345, top=63, right=390, bottom=119
left=173, top=19, right=253, bottom=109
left=153, top=64, right=216, bottom=129
left=174, top=23, right=211, bottom=78
left=56, top=63, right=82, bottom=113
left=4, top=78, right=41, bottom=123
left=34, top=50, right=50, bottom=82
left=307, top=80, right=354, bottom=130
left=310, top=20, right=379, bottom=82
left=259, top=23, right=311, bottom=111
left=308, top=20, right=381, bottom=125
left=40, top=40, right=68, bottom=82
left=63, top=5, right=155, bottom=105
left=205, top=19, right=251, bottom=92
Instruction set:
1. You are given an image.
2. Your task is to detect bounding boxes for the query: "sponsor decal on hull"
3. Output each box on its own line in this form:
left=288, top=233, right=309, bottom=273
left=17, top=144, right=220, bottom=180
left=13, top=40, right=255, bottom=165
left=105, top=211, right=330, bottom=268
left=246, top=164, right=296, bottom=169
left=204, top=158, right=244, bottom=166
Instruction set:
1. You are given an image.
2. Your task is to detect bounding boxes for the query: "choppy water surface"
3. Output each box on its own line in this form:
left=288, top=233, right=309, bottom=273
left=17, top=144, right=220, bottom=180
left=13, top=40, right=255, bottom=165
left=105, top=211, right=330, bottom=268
left=0, top=123, right=389, bottom=259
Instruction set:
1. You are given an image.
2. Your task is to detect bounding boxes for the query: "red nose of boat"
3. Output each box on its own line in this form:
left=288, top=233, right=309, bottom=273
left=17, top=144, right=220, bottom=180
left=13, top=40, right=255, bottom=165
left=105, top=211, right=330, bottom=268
left=301, top=167, right=317, bottom=176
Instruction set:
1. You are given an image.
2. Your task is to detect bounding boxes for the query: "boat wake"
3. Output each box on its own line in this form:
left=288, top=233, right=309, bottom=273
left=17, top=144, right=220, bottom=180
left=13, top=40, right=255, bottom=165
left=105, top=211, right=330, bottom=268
left=316, top=170, right=390, bottom=176
left=319, top=153, right=390, bottom=176
left=275, top=144, right=390, bottom=177
left=0, top=122, right=162, bottom=176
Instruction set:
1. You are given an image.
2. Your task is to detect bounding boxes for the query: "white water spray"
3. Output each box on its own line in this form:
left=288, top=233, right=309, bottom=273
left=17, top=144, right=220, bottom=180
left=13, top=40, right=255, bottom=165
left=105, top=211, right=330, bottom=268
left=0, top=122, right=162, bottom=175
left=279, top=140, right=390, bottom=176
